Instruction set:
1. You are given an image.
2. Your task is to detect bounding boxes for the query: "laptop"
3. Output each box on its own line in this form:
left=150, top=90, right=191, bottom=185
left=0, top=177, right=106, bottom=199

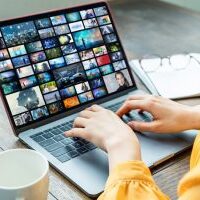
left=0, top=1, right=198, bottom=197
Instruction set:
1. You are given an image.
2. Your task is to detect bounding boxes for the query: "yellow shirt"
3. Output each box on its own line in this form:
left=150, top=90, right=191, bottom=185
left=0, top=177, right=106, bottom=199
left=98, top=134, right=200, bottom=200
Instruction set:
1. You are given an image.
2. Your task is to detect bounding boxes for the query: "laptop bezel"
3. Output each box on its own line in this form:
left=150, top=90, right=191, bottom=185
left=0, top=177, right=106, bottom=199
left=0, top=1, right=138, bottom=136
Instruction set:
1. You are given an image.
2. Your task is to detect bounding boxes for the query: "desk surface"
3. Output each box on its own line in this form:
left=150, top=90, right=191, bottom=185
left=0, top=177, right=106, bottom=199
left=1, top=0, right=200, bottom=199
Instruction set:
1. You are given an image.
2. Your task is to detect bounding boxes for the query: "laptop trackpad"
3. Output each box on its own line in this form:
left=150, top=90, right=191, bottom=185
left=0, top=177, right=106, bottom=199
left=61, top=148, right=108, bottom=197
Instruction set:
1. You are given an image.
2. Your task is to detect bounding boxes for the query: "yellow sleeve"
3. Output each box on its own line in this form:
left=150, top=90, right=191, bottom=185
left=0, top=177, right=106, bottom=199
left=178, top=133, right=200, bottom=200
left=98, top=160, right=169, bottom=200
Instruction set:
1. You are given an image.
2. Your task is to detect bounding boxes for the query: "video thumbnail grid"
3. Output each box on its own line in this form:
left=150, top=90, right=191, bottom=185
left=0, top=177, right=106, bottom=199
left=0, top=5, right=133, bottom=127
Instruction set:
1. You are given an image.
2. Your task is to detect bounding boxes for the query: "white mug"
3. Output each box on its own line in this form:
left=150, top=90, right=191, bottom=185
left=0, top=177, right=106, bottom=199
left=0, top=149, right=49, bottom=200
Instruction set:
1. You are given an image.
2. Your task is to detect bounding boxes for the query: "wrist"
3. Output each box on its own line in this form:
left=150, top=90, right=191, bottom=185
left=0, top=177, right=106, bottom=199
left=106, top=135, right=141, bottom=172
left=188, top=106, right=200, bottom=130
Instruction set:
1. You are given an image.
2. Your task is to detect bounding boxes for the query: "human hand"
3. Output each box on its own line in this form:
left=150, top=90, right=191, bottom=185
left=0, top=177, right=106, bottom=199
left=65, top=105, right=141, bottom=171
left=117, top=95, right=200, bottom=133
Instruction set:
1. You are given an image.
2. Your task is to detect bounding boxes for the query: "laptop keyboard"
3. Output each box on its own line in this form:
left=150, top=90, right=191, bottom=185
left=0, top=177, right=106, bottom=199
left=30, top=101, right=152, bottom=163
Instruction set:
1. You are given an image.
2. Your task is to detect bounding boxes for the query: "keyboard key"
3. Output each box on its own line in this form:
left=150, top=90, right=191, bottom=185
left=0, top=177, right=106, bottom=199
left=32, top=135, right=45, bottom=143
left=65, top=144, right=76, bottom=152
left=57, top=154, right=71, bottom=163
left=68, top=150, right=79, bottom=158
left=61, top=138, right=73, bottom=145
left=59, top=127, right=68, bottom=132
left=43, top=132, right=54, bottom=139
left=51, top=129, right=62, bottom=135
left=73, top=141, right=84, bottom=149
left=39, top=139, right=56, bottom=147
left=30, top=132, right=44, bottom=138
left=51, top=147, right=69, bottom=157
left=45, top=142, right=64, bottom=152
left=85, top=143, right=96, bottom=150
left=53, top=134, right=66, bottom=142
left=77, top=147, right=89, bottom=154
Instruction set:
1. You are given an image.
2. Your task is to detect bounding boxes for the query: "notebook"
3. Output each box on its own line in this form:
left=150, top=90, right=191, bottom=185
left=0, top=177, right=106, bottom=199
left=130, top=53, right=200, bottom=99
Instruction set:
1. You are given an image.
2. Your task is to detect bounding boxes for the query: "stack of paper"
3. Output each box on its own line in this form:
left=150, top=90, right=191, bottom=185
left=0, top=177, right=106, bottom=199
left=130, top=53, right=200, bottom=99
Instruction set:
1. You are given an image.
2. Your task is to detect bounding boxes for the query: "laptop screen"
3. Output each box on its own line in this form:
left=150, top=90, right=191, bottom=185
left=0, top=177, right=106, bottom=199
left=0, top=2, right=135, bottom=128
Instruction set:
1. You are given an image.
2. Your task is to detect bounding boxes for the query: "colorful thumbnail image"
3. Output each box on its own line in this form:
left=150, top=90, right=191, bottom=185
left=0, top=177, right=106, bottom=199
left=113, top=60, right=127, bottom=71
left=103, top=69, right=133, bottom=93
left=94, top=6, right=108, bottom=17
left=33, top=61, right=50, bottom=73
left=0, top=38, right=5, bottom=49
left=58, top=34, right=73, bottom=45
left=80, top=9, right=95, bottom=19
left=99, top=64, right=114, bottom=75
left=61, top=43, right=77, bottom=55
left=26, top=41, right=43, bottom=53
left=63, top=96, right=80, bottom=109
left=42, top=37, right=59, bottom=49
left=1, top=81, right=19, bottom=95
left=38, top=28, right=55, bottom=39
left=82, top=58, right=97, bottom=70
left=72, top=28, right=104, bottom=51
left=78, top=91, right=94, bottom=103
left=49, top=57, right=66, bottom=69
left=100, top=24, right=114, bottom=35
left=0, top=49, right=9, bottom=61
left=64, top=53, right=80, bottom=65
left=93, top=45, right=107, bottom=57
left=111, top=51, right=123, bottom=62
left=53, top=63, right=86, bottom=88
left=0, top=59, right=13, bottom=72
left=14, top=111, right=32, bottom=126
left=66, top=12, right=81, bottom=23
left=86, top=68, right=101, bottom=80
left=69, top=21, right=84, bottom=32
left=0, top=70, right=16, bottom=84
left=40, top=81, right=57, bottom=94
left=83, top=18, right=98, bottom=29
left=60, top=86, right=76, bottom=99
left=20, top=75, right=37, bottom=89
left=31, top=106, right=49, bottom=120
left=93, top=86, right=107, bottom=98
left=16, top=65, right=34, bottom=78
left=45, top=47, right=62, bottom=60
left=44, top=91, right=61, bottom=104
left=107, top=42, right=120, bottom=52
left=8, top=45, right=27, bottom=58
left=54, top=24, right=70, bottom=35
left=79, top=50, right=94, bottom=61
left=97, top=15, right=111, bottom=26
left=1, top=21, right=39, bottom=47
left=35, top=18, right=51, bottom=29
left=75, top=81, right=90, bottom=94
left=96, top=54, right=111, bottom=66
left=89, top=78, right=104, bottom=89
left=48, top=101, right=64, bottom=114
left=50, top=15, right=67, bottom=26
left=6, top=86, right=45, bottom=115
left=37, top=72, right=53, bottom=84
left=12, top=55, right=30, bottom=68
left=30, top=51, right=46, bottom=64
left=104, top=33, right=117, bottom=43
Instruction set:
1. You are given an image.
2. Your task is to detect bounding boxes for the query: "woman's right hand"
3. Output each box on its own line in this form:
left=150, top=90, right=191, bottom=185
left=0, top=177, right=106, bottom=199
left=116, top=95, right=200, bottom=133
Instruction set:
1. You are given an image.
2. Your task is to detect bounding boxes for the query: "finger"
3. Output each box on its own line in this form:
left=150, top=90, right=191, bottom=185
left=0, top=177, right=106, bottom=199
left=127, top=94, right=149, bottom=101
left=65, top=128, right=87, bottom=139
left=73, top=117, right=88, bottom=128
left=128, top=121, right=160, bottom=133
left=116, top=100, right=149, bottom=117
left=88, top=104, right=104, bottom=112
left=79, top=110, right=94, bottom=119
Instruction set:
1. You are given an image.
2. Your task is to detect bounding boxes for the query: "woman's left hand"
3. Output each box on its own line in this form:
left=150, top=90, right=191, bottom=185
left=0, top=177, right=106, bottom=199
left=65, top=105, right=141, bottom=171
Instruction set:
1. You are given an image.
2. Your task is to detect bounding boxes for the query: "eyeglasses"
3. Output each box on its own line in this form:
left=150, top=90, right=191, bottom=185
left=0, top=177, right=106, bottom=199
left=139, top=53, right=200, bottom=73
